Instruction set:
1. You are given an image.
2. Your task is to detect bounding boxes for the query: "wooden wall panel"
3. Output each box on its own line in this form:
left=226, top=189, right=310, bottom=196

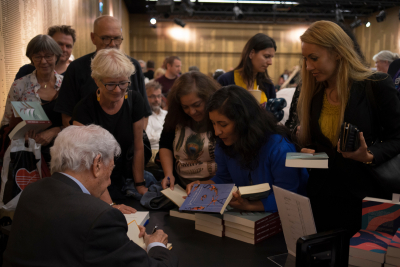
left=129, top=14, right=307, bottom=82
left=354, top=6, right=400, bottom=68
left=0, top=0, right=130, bottom=120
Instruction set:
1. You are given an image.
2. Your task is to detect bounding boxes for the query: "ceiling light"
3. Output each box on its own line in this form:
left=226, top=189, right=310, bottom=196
left=366, top=22, right=371, bottom=27
left=233, top=6, right=244, bottom=20
left=335, top=9, right=344, bottom=23
left=376, top=10, right=386, bottom=23
left=350, top=17, right=362, bottom=29
left=174, top=18, right=186, bottom=27
left=150, top=18, right=157, bottom=25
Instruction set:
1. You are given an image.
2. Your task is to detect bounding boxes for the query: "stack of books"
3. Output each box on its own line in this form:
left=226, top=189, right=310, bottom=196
left=385, top=228, right=400, bottom=267
left=223, top=209, right=282, bottom=245
left=349, top=197, right=400, bottom=267
left=349, top=229, right=392, bottom=267
left=194, top=213, right=224, bottom=237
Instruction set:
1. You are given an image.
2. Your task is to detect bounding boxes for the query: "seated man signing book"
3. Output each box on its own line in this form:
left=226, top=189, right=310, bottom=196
left=3, top=125, right=178, bottom=267
left=186, top=86, right=309, bottom=212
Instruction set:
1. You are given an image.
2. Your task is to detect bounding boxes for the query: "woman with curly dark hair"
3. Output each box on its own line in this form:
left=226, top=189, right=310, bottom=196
left=186, top=85, right=308, bottom=212
left=159, top=72, right=220, bottom=189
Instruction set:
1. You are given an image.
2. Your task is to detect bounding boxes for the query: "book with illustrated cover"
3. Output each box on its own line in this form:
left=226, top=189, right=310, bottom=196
left=348, top=256, right=383, bottom=267
left=362, top=197, right=400, bottom=236
left=387, top=227, right=400, bottom=258
left=349, top=229, right=393, bottom=263
left=225, top=225, right=282, bottom=245
left=285, top=152, right=328, bottom=168
left=385, top=255, right=400, bottom=266
left=224, top=216, right=281, bottom=234
left=9, top=101, right=52, bottom=139
left=179, top=184, right=237, bottom=214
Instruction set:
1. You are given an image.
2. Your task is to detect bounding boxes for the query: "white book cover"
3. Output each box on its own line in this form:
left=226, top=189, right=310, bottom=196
left=273, top=185, right=316, bottom=257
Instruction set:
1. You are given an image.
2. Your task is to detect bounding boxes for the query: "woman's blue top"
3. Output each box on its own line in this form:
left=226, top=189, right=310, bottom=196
left=211, top=134, right=309, bottom=212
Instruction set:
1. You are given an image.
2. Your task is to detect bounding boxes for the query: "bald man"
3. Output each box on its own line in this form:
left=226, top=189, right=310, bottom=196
left=54, top=16, right=151, bottom=127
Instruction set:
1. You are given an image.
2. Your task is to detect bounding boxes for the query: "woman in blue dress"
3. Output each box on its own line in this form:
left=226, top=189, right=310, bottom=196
left=186, top=85, right=308, bottom=212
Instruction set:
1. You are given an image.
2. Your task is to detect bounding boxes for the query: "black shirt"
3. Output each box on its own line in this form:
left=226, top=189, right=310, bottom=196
left=14, top=64, right=65, bottom=80
left=72, top=90, right=145, bottom=191
left=55, top=51, right=151, bottom=119
left=144, top=70, right=154, bottom=80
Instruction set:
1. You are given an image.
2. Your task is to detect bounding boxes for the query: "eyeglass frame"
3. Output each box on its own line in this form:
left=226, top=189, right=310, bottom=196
left=31, top=54, right=56, bottom=63
left=94, top=33, right=124, bottom=45
left=101, top=81, right=131, bottom=91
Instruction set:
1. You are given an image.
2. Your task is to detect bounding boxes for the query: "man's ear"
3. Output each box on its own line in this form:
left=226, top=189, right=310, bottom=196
left=90, top=32, right=96, bottom=45
left=92, top=154, right=102, bottom=178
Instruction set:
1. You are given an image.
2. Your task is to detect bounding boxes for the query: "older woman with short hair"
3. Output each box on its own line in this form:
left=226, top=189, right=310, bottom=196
left=72, top=49, right=145, bottom=213
left=1, top=34, right=63, bottom=163
left=373, top=50, right=400, bottom=73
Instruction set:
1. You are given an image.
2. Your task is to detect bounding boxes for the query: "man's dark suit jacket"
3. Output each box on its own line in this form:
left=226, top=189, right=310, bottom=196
left=3, top=172, right=178, bottom=267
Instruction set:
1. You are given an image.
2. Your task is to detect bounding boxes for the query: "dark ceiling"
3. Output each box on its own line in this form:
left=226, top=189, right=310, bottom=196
left=124, top=0, right=400, bottom=25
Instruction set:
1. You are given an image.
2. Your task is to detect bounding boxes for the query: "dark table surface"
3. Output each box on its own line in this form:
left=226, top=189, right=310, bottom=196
left=120, top=198, right=288, bottom=267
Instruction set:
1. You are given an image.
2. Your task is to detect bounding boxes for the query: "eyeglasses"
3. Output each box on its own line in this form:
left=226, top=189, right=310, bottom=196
left=32, top=54, right=55, bottom=63
left=149, top=95, right=162, bottom=100
left=102, top=81, right=131, bottom=91
left=94, top=33, right=123, bottom=45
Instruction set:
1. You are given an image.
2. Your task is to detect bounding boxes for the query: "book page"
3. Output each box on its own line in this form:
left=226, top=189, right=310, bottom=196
left=239, top=183, right=270, bottom=195
left=126, top=220, right=146, bottom=249
left=124, top=211, right=150, bottom=226
left=161, top=184, right=187, bottom=207
left=273, top=185, right=316, bottom=257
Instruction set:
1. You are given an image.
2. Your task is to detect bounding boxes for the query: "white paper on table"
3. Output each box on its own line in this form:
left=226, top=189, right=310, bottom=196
left=273, top=185, right=317, bottom=257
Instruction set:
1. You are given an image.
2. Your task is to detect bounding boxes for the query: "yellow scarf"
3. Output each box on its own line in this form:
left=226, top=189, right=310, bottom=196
left=233, top=70, right=268, bottom=103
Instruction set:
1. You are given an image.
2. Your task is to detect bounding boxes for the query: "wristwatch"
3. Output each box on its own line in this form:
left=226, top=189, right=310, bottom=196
left=135, top=181, right=146, bottom=187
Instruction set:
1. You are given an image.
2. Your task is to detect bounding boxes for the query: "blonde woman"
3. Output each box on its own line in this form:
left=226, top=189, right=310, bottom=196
left=373, top=50, right=400, bottom=73
left=297, top=21, right=400, bottom=239
left=72, top=49, right=145, bottom=213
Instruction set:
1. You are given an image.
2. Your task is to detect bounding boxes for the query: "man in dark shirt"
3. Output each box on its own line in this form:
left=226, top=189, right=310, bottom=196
left=156, top=56, right=181, bottom=96
left=54, top=15, right=151, bottom=127
left=144, top=60, right=155, bottom=80
left=14, top=25, right=76, bottom=80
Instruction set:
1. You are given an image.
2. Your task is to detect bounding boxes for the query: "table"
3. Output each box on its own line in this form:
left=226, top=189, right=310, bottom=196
left=121, top=198, right=288, bottom=267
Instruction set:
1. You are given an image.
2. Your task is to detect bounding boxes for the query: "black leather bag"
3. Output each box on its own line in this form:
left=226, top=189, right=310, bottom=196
left=339, top=122, right=360, bottom=152
left=366, top=80, right=400, bottom=194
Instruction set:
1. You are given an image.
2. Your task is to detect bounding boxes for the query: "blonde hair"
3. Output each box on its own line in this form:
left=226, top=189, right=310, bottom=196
left=373, top=50, right=400, bottom=64
left=91, top=49, right=135, bottom=81
left=154, top=67, right=166, bottom=79
left=298, top=20, right=373, bottom=146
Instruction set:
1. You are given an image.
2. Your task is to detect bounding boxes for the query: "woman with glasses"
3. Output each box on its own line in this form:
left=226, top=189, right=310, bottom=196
left=72, top=49, right=144, bottom=214
left=1, top=34, right=64, bottom=164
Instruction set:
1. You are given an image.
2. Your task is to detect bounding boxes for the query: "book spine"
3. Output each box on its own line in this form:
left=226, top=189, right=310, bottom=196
left=255, top=212, right=280, bottom=227
left=255, top=227, right=283, bottom=244
left=255, top=220, right=282, bottom=236
left=25, top=120, right=52, bottom=124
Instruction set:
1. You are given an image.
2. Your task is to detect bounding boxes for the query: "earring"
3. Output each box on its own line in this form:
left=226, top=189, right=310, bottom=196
left=124, top=92, right=128, bottom=99
left=97, top=88, right=101, bottom=102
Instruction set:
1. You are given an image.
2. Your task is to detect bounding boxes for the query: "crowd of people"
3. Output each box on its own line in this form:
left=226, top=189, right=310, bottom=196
left=1, top=15, right=400, bottom=267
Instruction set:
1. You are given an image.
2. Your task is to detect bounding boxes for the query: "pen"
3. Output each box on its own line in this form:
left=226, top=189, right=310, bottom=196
left=152, top=225, right=158, bottom=234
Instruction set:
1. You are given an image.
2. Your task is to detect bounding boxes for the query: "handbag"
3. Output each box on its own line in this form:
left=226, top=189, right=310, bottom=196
left=339, top=122, right=360, bottom=152
left=366, top=80, right=400, bottom=194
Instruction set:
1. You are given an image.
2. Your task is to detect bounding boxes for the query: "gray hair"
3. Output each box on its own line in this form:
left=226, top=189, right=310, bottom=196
left=26, top=34, right=63, bottom=62
left=373, top=50, right=400, bottom=64
left=188, top=66, right=200, bottom=72
left=145, top=80, right=162, bottom=93
left=91, top=48, right=135, bottom=81
left=50, top=125, right=121, bottom=174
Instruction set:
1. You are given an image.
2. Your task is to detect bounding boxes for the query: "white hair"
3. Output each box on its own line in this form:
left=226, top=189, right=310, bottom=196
left=91, top=48, right=135, bottom=81
left=373, top=50, right=400, bottom=63
left=50, top=125, right=121, bottom=174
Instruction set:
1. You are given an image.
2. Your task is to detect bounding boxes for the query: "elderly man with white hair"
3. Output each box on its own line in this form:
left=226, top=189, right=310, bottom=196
left=3, top=125, right=178, bottom=267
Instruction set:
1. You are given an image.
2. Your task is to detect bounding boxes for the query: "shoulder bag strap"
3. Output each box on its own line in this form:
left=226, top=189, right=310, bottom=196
left=365, top=80, right=383, bottom=142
